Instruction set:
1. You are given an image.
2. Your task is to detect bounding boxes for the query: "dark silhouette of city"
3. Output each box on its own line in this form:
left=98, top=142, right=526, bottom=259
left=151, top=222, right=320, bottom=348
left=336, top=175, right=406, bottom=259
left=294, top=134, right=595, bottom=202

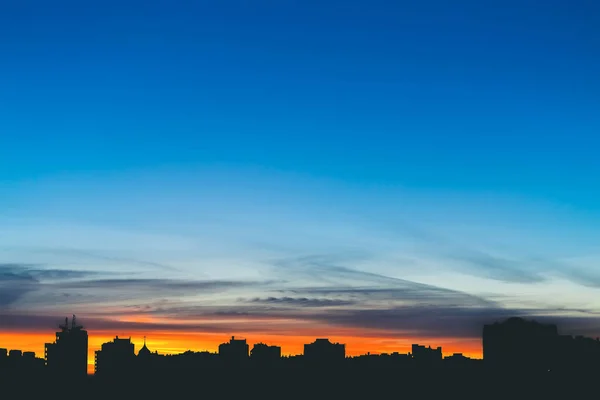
left=1, top=315, right=598, bottom=398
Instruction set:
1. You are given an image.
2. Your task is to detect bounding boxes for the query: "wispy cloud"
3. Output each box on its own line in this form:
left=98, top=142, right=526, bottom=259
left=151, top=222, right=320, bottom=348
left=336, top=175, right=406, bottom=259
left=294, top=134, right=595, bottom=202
left=0, top=262, right=280, bottom=311
left=247, top=296, right=355, bottom=307
left=365, top=218, right=550, bottom=284
left=4, top=251, right=600, bottom=342
left=0, top=263, right=39, bottom=307
left=267, top=254, right=497, bottom=307
left=0, top=312, right=280, bottom=334
left=0, top=263, right=104, bottom=308
left=54, top=278, right=277, bottom=292
left=26, top=247, right=181, bottom=273
left=539, top=258, right=600, bottom=289
left=445, top=250, right=545, bottom=284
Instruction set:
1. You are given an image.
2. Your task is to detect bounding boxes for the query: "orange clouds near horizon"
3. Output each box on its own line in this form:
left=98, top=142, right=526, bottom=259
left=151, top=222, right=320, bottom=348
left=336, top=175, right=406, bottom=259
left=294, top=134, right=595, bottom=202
left=0, top=330, right=483, bottom=375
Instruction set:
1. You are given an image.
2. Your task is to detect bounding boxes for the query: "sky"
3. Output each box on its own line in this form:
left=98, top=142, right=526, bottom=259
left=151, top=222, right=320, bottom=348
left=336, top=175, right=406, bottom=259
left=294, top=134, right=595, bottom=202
left=1, top=0, right=600, bottom=372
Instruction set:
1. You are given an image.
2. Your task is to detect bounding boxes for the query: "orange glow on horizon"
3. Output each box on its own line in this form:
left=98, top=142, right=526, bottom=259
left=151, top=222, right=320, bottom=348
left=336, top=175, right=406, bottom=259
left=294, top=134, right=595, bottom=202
left=0, top=330, right=483, bottom=375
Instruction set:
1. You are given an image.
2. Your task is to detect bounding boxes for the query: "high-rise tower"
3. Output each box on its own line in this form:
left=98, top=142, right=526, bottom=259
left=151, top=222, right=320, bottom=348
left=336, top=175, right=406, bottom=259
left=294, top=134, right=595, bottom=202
left=45, top=315, right=88, bottom=377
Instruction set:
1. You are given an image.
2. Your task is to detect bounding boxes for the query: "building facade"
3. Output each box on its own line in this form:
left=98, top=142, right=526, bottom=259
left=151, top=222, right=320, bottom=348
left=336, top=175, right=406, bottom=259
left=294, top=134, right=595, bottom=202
left=411, top=344, right=442, bottom=366
left=483, top=317, right=558, bottom=370
left=250, top=343, right=282, bottom=364
left=45, top=315, right=89, bottom=377
left=219, top=336, right=249, bottom=364
left=95, top=336, right=136, bottom=376
left=304, top=339, right=346, bottom=363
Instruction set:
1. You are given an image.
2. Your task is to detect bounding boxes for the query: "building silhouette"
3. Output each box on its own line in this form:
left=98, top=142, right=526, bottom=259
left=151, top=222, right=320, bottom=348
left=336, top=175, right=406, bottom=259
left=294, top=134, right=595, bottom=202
left=0, top=348, right=44, bottom=375
left=551, top=333, right=600, bottom=371
left=0, top=348, right=6, bottom=373
left=483, top=317, right=557, bottom=371
left=349, top=352, right=413, bottom=369
left=9, top=349, right=22, bottom=358
left=134, top=336, right=166, bottom=375
left=95, top=336, right=136, bottom=376
left=304, top=338, right=345, bottom=363
left=44, top=315, right=88, bottom=377
left=443, top=353, right=479, bottom=368
left=8, top=349, right=22, bottom=371
left=412, top=344, right=442, bottom=366
left=137, top=336, right=151, bottom=357
left=250, top=343, right=281, bottom=364
left=219, top=336, right=249, bottom=364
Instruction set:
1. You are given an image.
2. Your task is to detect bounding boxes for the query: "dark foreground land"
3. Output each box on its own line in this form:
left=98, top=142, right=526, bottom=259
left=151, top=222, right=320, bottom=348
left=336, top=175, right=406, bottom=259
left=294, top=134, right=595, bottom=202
left=1, top=367, right=597, bottom=399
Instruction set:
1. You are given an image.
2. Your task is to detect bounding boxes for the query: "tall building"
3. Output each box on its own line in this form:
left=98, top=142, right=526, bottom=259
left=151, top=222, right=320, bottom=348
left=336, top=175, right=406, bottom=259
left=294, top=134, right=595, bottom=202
left=304, top=339, right=345, bottom=363
left=218, top=336, right=249, bottom=363
left=45, top=315, right=88, bottom=377
left=483, top=317, right=557, bottom=370
left=95, top=336, right=136, bottom=376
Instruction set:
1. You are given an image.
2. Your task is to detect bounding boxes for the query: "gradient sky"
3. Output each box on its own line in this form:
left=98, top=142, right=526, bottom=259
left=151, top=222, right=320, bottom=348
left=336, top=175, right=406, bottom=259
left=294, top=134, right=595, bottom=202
left=1, top=0, right=600, bottom=370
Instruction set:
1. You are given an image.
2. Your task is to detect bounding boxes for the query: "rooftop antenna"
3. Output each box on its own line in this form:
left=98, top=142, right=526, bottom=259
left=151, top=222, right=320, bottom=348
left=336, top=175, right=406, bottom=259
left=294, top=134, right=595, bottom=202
left=71, top=314, right=82, bottom=330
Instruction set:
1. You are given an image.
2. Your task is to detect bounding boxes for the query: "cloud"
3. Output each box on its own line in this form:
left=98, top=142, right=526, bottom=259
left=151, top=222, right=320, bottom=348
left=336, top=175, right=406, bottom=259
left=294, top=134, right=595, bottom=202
left=446, top=250, right=545, bottom=284
left=26, top=269, right=104, bottom=281
left=366, top=219, right=548, bottom=284
left=0, top=313, right=64, bottom=331
left=0, top=263, right=281, bottom=311
left=0, top=263, right=105, bottom=281
left=307, top=305, right=517, bottom=338
left=5, top=304, right=600, bottom=345
left=0, top=312, right=295, bottom=335
left=0, top=263, right=39, bottom=307
left=248, top=297, right=355, bottom=307
left=20, top=278, right=282, bottom=311
left=307, top=305, right=600, bottom=339
left=270, top=254, right=397, bottom=286
left=294, top=286, right=494, bottom=308
left=455, top=254, right=600, bottom=289
left=27, top=247, right=181, bottom=272
left=54, top=268, right=509, bottom=340
left=268, top=254, right=497, bottom=307
left=54, top=278, right=277, bottom=292
left=538, top=258, right=600, bottom=289
left=4, top=253, right=600, bottom=343
left=0, top=263, right=112, bottom=308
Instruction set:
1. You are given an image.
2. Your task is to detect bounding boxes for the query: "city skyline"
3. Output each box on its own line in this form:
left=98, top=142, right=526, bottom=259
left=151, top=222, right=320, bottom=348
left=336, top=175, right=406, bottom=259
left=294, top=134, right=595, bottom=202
left=3, top=314, right=600, bottom=375
left=4, top=314, right=482, bottom=375
left=2, top=0, right=600, bottom=373
left=3, top=316, right=598, bottom=398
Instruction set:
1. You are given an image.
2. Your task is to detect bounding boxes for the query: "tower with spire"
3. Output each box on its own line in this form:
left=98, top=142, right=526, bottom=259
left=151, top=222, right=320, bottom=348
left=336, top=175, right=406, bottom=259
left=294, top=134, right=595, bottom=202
left=138, top=336, right=151, bottom=357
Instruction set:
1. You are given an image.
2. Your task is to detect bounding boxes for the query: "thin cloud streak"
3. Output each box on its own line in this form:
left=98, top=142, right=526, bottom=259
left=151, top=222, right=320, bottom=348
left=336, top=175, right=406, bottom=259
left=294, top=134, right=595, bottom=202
left=247, top=296, right=355, bottom=307
left=446, top=251, right=545, bottom=284
left=53, top=278, right=279, bottom=291
left=27, top=247, right=182, bottom=273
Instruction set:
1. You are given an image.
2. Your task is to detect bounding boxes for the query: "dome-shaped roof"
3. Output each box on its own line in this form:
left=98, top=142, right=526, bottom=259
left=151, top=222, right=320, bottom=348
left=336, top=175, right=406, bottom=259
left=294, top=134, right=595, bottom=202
left=138, top=337, right=151, bottom=357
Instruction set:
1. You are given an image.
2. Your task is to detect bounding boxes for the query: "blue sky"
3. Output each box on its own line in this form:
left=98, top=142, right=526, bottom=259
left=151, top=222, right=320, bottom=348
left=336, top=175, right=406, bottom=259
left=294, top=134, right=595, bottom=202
left=1, top=0, right=600, bottom=345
